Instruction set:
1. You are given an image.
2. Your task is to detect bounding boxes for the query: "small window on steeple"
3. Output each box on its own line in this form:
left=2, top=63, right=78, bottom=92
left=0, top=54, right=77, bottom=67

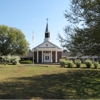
left=45, top=33, right=50, bottom=38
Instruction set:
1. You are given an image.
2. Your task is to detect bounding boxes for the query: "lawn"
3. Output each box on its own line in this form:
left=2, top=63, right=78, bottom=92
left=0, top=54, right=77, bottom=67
left=0, top=64, right=100, bottom=99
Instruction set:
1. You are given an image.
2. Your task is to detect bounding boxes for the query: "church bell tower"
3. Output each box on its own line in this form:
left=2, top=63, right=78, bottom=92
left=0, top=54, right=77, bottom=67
left=44, top=18, right=50, bottom=42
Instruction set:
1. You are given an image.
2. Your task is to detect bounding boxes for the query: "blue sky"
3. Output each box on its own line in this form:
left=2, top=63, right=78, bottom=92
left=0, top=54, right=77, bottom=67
left=0, top=0, right=71, bottom=50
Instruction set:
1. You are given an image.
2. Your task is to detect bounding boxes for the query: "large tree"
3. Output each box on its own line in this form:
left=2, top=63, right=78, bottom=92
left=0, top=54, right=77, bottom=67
left=0, top=25, right=29, bottom=55
left=58, top=0, right=100, bottom=56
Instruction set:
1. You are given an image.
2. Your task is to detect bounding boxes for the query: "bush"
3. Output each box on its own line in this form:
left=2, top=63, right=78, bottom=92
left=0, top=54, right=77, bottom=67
left=12, top=61, right=17, bottom=65
left=93, top=62, right=99, bottom=69
left=85, top=59, right=92, bottom=68
left=59, top=59, right=74, bottom=68
left=2, top=55, right=11, bottom=64
left=75, top=59, right=81, bottom=68
left=67, top=60, right=74, bottom=68
left=2, top=55, right=20, bottom=65
left=11, top=56, right=20, bottom=65
left=59, top=59, right=66, bottom=67
left=20, top=60, right=32, bottom=64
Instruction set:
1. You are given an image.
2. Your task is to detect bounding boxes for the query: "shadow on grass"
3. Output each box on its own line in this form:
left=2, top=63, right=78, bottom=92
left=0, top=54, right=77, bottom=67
left=0, top=70, right=100, bottom=99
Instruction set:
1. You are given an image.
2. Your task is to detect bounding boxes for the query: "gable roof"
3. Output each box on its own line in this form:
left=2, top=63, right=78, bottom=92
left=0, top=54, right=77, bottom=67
left=34, top=41, right=62, bottom=50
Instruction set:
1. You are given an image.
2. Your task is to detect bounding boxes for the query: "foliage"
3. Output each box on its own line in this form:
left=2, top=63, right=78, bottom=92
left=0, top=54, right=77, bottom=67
left=2, top=55, right=20, bottom=65
left=58, top=0, right=100, bottom=56
left=0, top=25, right=29, bottom=55
left=84, top=59, right=92, bottom=68
left=20, top=60, right=32, bottom=64
left=11, top=56, right=20, bottom=65
left=59, top=59, right=66, bottom=67
left=12, top=60, right=17, bottom=65
left=93, top=61, right=99, bottom=69
left=75, top=59, right=81, bottom=68
left=66, top=60, right=74, bottom=68
left=2, top=55, right=11, bottom=64
left=59, top=59, right=74, bottom=68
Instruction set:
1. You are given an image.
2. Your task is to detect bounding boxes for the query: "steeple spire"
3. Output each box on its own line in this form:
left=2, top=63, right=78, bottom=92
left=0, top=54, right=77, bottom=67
left=44, top=18, right=50, bottom=42
left=45, top=18, right=49, bottom=32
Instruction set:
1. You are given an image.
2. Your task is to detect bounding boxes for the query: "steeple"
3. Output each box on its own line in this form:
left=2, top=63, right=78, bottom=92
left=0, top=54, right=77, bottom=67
left=45, top=18, right=49, bottom=32
left=44, top=18, right=50, bottom=42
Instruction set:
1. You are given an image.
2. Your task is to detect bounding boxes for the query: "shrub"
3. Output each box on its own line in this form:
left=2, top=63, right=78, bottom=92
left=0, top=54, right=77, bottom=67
left=75, top=59, right=81, bottom=68
left=93, top=62, right=99, bottom=69
left=20, top=60, right=32, bottom=64
left=2, top=55, right=11, bottom=64
left=2, top=55, right=20, bottom=65
left=12, top=60, right=17, bottom=65
left=59, top=59, right=66, bottom=67
left=66, top=60, right=74, bottom=68
left=11, top=56, right=20, bottom=65
left=84, top=59, right=92, bottom=68
left=59, top=59, right=74, bottom=68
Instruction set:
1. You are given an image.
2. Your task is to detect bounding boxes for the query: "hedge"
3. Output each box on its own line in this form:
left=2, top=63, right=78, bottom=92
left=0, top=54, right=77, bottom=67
left=20, top=60, right=32, bottom=64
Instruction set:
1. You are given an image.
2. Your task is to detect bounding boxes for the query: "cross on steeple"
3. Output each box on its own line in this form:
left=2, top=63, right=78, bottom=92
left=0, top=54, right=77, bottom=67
left=46, top=18, right=48, bottom=23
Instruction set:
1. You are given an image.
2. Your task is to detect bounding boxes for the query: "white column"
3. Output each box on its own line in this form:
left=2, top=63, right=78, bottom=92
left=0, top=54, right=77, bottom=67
left=56, top=50, right=57, bottom=63
left=37, top=50, right=38, bottom=63
left=42, top=51, right=43, bottom=63
left=51, top=51, right=52, bottom=62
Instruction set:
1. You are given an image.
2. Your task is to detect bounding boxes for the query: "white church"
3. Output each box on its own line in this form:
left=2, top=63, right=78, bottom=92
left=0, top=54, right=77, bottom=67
left=33, top=19, right=62, bottom=63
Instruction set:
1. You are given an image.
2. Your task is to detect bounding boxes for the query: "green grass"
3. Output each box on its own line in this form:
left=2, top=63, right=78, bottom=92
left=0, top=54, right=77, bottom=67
left=0, top=64, right=100, bottom=99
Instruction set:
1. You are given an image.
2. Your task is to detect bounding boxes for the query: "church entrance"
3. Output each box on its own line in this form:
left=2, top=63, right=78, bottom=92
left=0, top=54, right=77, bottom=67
left=44, top=52, right=51, bottom=62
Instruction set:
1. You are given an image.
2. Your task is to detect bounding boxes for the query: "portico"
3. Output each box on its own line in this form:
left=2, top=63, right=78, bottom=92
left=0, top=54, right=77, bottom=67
left=34, top=47, right=61, bottom=63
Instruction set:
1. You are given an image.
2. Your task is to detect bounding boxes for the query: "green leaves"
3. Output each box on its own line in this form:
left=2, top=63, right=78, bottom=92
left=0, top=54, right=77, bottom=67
left=84, top=59, right=92, bottom=68
left=58, top=0, right=100, bottom=56
left=2, top=55, right=20, bottom=65
left=0, top=25, right=29, bottom=55
left=59, top=59, right=74, bottom=68
left=93, top=61, right=99, bottom=68
left=75, top=59, right=81, bottom=68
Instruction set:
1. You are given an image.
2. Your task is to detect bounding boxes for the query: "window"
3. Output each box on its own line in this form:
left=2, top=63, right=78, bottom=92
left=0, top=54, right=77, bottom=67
left=45, top=56, right=49, bottom=60
left=46, top=44, right=48, bottom=46
left=45, top=33, right=50, bottom=38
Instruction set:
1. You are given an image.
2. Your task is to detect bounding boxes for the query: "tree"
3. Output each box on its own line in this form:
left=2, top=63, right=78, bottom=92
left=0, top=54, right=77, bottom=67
left=0, top=25, right=29, bottom=55
left=58, top=0, right=100, bottom=56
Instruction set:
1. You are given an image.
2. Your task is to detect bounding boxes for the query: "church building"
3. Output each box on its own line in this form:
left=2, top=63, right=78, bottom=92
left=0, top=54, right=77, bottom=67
left=33, top=20, right=62, bottom=63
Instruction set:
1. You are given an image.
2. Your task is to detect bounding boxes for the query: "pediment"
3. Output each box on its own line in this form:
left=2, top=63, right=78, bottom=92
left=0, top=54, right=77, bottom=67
left=34, top=41, right=61, bottom=49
